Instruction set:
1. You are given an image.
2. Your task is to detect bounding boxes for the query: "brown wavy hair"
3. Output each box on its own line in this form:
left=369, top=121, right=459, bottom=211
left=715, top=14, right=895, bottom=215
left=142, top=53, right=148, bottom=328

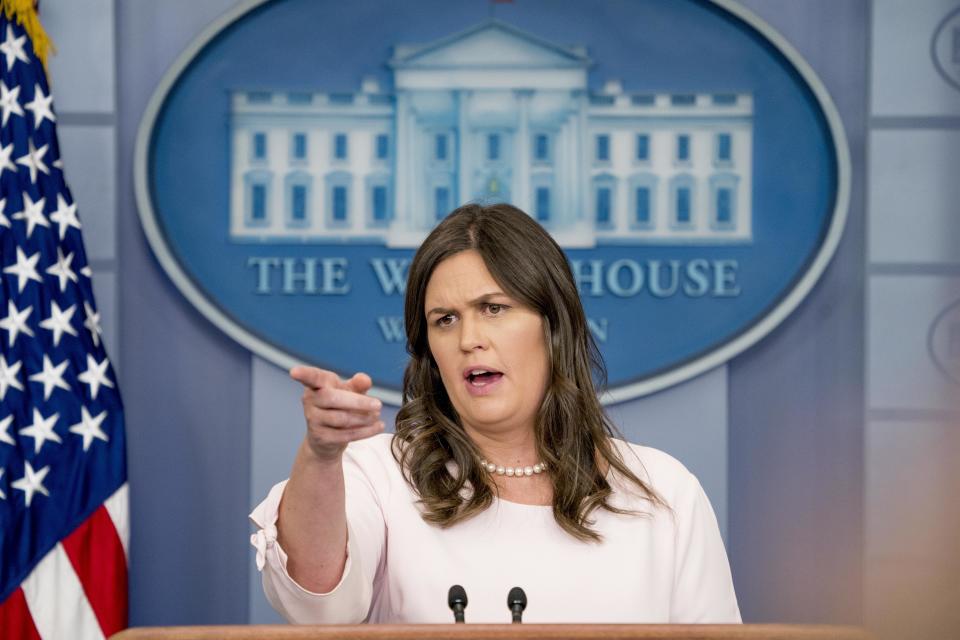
left=392, top=203, right=664, bottom=541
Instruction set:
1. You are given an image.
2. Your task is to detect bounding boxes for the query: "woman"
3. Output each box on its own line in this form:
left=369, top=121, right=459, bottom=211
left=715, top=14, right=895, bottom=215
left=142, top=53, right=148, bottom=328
left=250, top=203, right=740, bottom=624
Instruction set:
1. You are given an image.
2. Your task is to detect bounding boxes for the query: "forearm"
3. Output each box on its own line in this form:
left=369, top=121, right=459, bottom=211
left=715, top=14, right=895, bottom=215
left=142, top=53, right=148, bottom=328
left=277, top=439, right=348, bottom=593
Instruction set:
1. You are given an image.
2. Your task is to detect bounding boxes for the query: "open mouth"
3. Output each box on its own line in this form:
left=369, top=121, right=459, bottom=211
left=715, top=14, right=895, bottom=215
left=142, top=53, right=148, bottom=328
left=466, top=369, right=504, bottom=387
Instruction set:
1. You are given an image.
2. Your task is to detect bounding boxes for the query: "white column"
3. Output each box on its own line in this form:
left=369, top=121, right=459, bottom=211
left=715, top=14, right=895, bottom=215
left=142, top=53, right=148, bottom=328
left=575, top=90, right=589, bottom=224
left=407, top=106, right=421, bottom=230
left=566, top=115, right=578, bottom=227
left=515, top=90, right=532, bottom=212
left=352, top=132, right=364, bottom=233
left=560, top=118, right=573, bottom=228
left=457, top=90, right=471, bottom=206
left=394, top=92, right=411, bottom=232
left=272, top=130, right=285, bottom=236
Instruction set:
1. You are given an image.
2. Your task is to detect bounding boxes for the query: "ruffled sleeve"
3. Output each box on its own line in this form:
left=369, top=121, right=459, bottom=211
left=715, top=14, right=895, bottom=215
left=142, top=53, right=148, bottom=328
left=249, top=439, right=389, bottom=624
left=248, top=480, right=373, bottom=624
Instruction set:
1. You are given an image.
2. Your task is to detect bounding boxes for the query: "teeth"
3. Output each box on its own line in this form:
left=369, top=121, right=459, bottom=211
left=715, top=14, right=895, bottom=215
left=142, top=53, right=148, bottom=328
left=468, top=369, right=499, bottom=386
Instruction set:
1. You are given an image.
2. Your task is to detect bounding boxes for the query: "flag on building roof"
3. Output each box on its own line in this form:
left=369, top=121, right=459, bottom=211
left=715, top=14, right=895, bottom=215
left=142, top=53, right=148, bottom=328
left=0, top=2, right=129, bottom=638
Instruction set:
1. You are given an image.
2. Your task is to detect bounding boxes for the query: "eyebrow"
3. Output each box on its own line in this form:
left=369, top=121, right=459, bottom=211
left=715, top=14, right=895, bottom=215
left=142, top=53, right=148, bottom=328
left=426, top=291, right=508, bottom=316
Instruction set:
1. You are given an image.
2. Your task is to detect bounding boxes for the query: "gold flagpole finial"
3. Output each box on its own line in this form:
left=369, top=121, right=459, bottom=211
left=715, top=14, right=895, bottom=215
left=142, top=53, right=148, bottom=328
left=1, top=0, right=55, bottom=71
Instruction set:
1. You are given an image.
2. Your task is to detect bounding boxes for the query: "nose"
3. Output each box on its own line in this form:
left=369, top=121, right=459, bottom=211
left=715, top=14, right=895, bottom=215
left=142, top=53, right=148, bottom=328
left=458, top=313, right=487, bottom=352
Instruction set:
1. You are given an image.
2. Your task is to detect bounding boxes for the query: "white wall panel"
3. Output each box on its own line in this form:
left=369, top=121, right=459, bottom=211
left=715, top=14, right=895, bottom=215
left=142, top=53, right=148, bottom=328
left=871, top=0, right=960, bottom=117
left=869, top=130, right=960, bottom=265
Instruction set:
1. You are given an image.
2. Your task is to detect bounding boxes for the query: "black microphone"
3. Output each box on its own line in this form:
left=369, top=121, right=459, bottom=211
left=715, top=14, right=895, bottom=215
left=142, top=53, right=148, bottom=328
left=507, top=586, right=527, bottom=623
left=448, top=584, right=468, bottom=623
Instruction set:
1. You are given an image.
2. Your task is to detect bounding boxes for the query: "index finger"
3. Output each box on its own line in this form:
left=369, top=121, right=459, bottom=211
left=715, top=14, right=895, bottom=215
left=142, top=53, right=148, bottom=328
left=290, top=366, right=341, bottom=391
left=317, top=386, right=382, bottom=413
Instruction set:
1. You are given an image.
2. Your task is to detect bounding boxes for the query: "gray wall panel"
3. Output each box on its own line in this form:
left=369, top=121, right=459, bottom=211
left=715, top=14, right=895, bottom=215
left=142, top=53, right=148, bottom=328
left=56, top=125, right=117, bottom=262
left=864, top=419, right=960, bottom=638
left=728, top=0, right=867, bottom=624
left=43, top=0, right=115, bottom=113
left=117, top=0, right=253, bottom=626
left=871, top=0, right=960, bottom=117
left=90, top=269, right=119, bottom=367
left=868, top=275, right=960, bottom=412
left=869, top=130, right=960, bottom=265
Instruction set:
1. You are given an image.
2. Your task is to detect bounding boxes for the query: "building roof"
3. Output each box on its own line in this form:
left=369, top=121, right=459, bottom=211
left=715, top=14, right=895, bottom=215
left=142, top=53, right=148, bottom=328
left=389, top=19, right=592, bottom=70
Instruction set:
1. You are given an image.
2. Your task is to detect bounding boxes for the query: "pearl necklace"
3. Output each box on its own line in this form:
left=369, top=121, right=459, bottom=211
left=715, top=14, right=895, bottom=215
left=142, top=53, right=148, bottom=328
left=479, top=459, right=547, bottom=477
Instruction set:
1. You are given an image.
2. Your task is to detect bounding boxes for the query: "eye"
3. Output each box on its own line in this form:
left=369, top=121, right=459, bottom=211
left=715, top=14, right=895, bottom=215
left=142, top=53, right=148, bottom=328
left=484, top=303, right=507, bottom=315
left=435, top=314, right=455, bottom=327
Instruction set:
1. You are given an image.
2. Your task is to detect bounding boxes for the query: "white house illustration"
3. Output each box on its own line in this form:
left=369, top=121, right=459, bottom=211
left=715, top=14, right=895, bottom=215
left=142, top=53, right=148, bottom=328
left=229, top=20, right=753, bottom=247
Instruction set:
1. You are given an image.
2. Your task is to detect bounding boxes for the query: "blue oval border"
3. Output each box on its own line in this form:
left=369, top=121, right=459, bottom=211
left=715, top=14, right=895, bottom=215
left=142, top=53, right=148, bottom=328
left=133, top=0, right=851, bottom=406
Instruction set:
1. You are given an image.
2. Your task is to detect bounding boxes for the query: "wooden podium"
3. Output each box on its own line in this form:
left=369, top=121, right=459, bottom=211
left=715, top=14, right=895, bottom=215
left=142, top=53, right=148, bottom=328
left=111, top=624, right=874, bottom=639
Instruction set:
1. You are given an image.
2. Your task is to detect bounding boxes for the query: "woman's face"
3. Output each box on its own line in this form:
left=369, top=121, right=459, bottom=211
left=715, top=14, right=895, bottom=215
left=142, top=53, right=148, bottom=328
left=424, top=250, right=550, bottom=439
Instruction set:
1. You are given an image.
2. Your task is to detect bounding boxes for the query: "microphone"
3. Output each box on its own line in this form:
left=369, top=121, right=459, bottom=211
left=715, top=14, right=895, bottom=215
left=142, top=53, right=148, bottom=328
left=448, top=584, right=468, bottom=623
left=507, top=586, right=527, bottom=623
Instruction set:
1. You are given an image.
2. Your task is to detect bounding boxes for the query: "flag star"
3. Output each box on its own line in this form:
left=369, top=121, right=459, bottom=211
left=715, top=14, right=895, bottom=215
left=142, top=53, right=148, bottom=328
left=0, top=142, right=15, bottom=175
left=27, top=354, right=70, bottom=400
left=24, top=83, right=55, bottom=128
left=11, top=193, right=48, bottom=238
left=49, top=194, right=81, bottom=240
left=0, top=81, right=22, bottom=126
left=80, top=265, right=92, bottom=278
left=0, top=25, right=29, bottom=70
left=0, top=299, right=34, bottom=346
left=18, top=408, right=62, bottom=455
left=0, top=355, right=24, bottom=401
left=0, top=414, right=15, bottom=446
left=83, top=301, right=102, bottom=347
left=78, top=354, right=114, bottom=400
left=2, top=247, right=42, bottom=293
left=46, top=247, right=78, bottom=292
left=15, top=138, right=49, bottom=184
left=0, top=197, right=8, bottom=229
left=69, top=406, right=109, bottom=452
left=11, top=461, right=50, bottom=507
left=53, top=157, right=63, bottom=170
left=39, top=300, right=78, bottom=347
left=0, top=468, right=5, bottom=500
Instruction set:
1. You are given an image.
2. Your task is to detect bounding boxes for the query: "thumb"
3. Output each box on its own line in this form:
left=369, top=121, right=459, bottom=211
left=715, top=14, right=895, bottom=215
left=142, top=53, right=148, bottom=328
left=344, top=372, right=373, bottom=394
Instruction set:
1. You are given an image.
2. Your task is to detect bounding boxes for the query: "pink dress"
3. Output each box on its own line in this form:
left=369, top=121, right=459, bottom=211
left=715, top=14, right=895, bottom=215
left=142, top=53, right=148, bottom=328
left=250, top=434, right=741, bottom=624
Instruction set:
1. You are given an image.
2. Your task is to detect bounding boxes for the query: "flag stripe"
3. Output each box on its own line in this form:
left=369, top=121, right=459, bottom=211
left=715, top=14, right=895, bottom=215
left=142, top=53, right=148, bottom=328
left=104, top=483, right=130, bottom=559
left=0, top=587, right=42, bottom=640
left=21, top=544, right=105, bottom=640
left=62, top=506, right=129, bottom=637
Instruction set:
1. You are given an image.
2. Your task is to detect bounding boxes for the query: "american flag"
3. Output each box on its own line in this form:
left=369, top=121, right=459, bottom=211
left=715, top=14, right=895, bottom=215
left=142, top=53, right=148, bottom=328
left=0, top=6, right=128, bottom=640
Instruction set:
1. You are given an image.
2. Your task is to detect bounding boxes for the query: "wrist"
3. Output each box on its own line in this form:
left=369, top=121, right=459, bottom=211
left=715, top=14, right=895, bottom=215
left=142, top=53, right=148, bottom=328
left=299, top=438, right=346, bottom=467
